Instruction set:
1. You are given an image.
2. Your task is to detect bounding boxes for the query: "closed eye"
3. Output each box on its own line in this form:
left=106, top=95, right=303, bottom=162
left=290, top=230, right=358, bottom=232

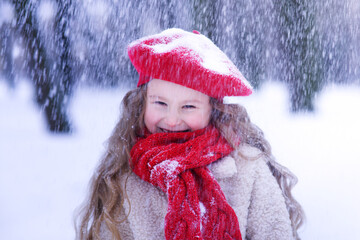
left=155, top=101, right=167, bottom=106
left=183, top=105, right=196, bottom=109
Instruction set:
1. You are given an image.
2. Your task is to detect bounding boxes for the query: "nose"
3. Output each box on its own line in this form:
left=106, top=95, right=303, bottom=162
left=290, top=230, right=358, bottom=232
left=164, top=110, right=180, bottom=127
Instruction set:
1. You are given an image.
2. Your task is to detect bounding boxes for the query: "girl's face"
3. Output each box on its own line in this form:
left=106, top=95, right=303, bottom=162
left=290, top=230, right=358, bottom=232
left=144, top=79, right=212, bottom=133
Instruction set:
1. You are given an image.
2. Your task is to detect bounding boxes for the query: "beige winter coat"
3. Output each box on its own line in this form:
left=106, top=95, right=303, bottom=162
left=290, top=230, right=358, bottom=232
left=100, top=144, right=294, bottom=240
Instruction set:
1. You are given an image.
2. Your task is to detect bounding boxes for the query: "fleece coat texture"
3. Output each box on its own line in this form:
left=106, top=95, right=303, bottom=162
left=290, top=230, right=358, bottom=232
left=99, top=144, right=294, bottom=240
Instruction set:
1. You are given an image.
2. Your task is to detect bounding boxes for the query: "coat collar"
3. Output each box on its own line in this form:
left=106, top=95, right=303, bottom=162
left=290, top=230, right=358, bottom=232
left=208, top=155, right=237, bottom=179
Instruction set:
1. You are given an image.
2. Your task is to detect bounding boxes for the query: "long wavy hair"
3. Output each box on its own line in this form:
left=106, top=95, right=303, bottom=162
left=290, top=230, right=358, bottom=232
left=75, top=84, right=305, bottom=239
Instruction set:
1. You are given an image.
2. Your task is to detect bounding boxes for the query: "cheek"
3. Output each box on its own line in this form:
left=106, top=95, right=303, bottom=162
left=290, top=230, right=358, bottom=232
left=144, top=107, right=155, bottom=132
left=144, top=105, right=161, bottom=133
left=186, top=110, right=211, bottom=130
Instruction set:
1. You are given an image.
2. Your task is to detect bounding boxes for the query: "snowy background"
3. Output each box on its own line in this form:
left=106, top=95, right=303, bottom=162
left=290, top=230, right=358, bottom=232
left=1, top=78, right=359, bottom=239
left=1, top=0, right=360, bottom=238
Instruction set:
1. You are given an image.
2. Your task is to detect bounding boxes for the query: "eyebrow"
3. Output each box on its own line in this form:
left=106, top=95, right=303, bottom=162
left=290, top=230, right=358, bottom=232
left=148, top=95, right=207, bottom=105
left=148, top=95, right=166, bottom=100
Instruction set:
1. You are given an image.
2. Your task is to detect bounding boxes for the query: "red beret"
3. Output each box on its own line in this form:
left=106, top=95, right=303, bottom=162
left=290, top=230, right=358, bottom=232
left=127, top=28, right=252, bottom=99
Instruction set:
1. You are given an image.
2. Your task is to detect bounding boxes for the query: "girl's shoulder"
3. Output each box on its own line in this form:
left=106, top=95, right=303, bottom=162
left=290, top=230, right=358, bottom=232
left=235, top=144, right=264, bottom=160
left=209, top=144, right=267, bottom=180
left=234, top=144, right=274, bottom=180
left=232, top=144, right=267, bottom=169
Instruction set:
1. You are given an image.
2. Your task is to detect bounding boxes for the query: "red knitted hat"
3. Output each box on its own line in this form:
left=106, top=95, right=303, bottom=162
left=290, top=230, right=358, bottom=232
left=127, top=28, right=252, bottom=100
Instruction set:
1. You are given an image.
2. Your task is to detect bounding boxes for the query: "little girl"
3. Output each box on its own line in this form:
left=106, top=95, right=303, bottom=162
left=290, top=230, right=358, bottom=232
left=76, top=28, right=304, bottom=240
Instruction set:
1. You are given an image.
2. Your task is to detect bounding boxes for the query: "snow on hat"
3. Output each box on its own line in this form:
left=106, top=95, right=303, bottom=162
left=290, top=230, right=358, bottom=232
left=127, top=28, right=252, bottom=100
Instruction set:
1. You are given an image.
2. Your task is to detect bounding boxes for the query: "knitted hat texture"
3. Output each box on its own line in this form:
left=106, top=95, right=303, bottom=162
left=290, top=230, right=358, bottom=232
left=128, top=28, right=252, bottom=99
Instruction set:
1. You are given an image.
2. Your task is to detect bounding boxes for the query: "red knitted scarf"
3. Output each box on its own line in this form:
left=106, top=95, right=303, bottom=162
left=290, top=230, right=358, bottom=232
left=130, top=126, right=242, bottom=240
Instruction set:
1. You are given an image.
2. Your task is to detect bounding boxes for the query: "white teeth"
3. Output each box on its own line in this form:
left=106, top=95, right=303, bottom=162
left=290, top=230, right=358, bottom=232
left=159, top=127, right=190, bottom=133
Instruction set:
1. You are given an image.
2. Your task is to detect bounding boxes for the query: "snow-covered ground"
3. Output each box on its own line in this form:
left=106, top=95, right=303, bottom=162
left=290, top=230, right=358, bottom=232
left=0, top=79, right=359, bottom=239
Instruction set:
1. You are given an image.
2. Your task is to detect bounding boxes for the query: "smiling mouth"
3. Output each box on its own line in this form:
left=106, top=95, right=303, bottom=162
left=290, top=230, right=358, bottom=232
left=158, top=127, right=191, bottom=133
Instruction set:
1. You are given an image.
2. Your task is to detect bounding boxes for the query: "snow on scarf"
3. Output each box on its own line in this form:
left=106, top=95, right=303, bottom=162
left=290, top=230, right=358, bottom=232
left=130, top=126, right=242, bottom=240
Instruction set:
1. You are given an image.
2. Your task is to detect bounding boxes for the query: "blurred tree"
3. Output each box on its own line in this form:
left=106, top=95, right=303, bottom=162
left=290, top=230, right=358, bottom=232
left=318, top=0, right=354, bottom=84
left=231, top=0, right=272, bottom=89
left=274, top=0, right=325, bottom=112
left=12, top=0, right=74, bottom=133
left=159, top=0, right=176, bottom=29
left=0, top=21, right=15, bottom=88
left=73, top=0, right=141, bottom=88
left=192, top=0, right=219, bottom=43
